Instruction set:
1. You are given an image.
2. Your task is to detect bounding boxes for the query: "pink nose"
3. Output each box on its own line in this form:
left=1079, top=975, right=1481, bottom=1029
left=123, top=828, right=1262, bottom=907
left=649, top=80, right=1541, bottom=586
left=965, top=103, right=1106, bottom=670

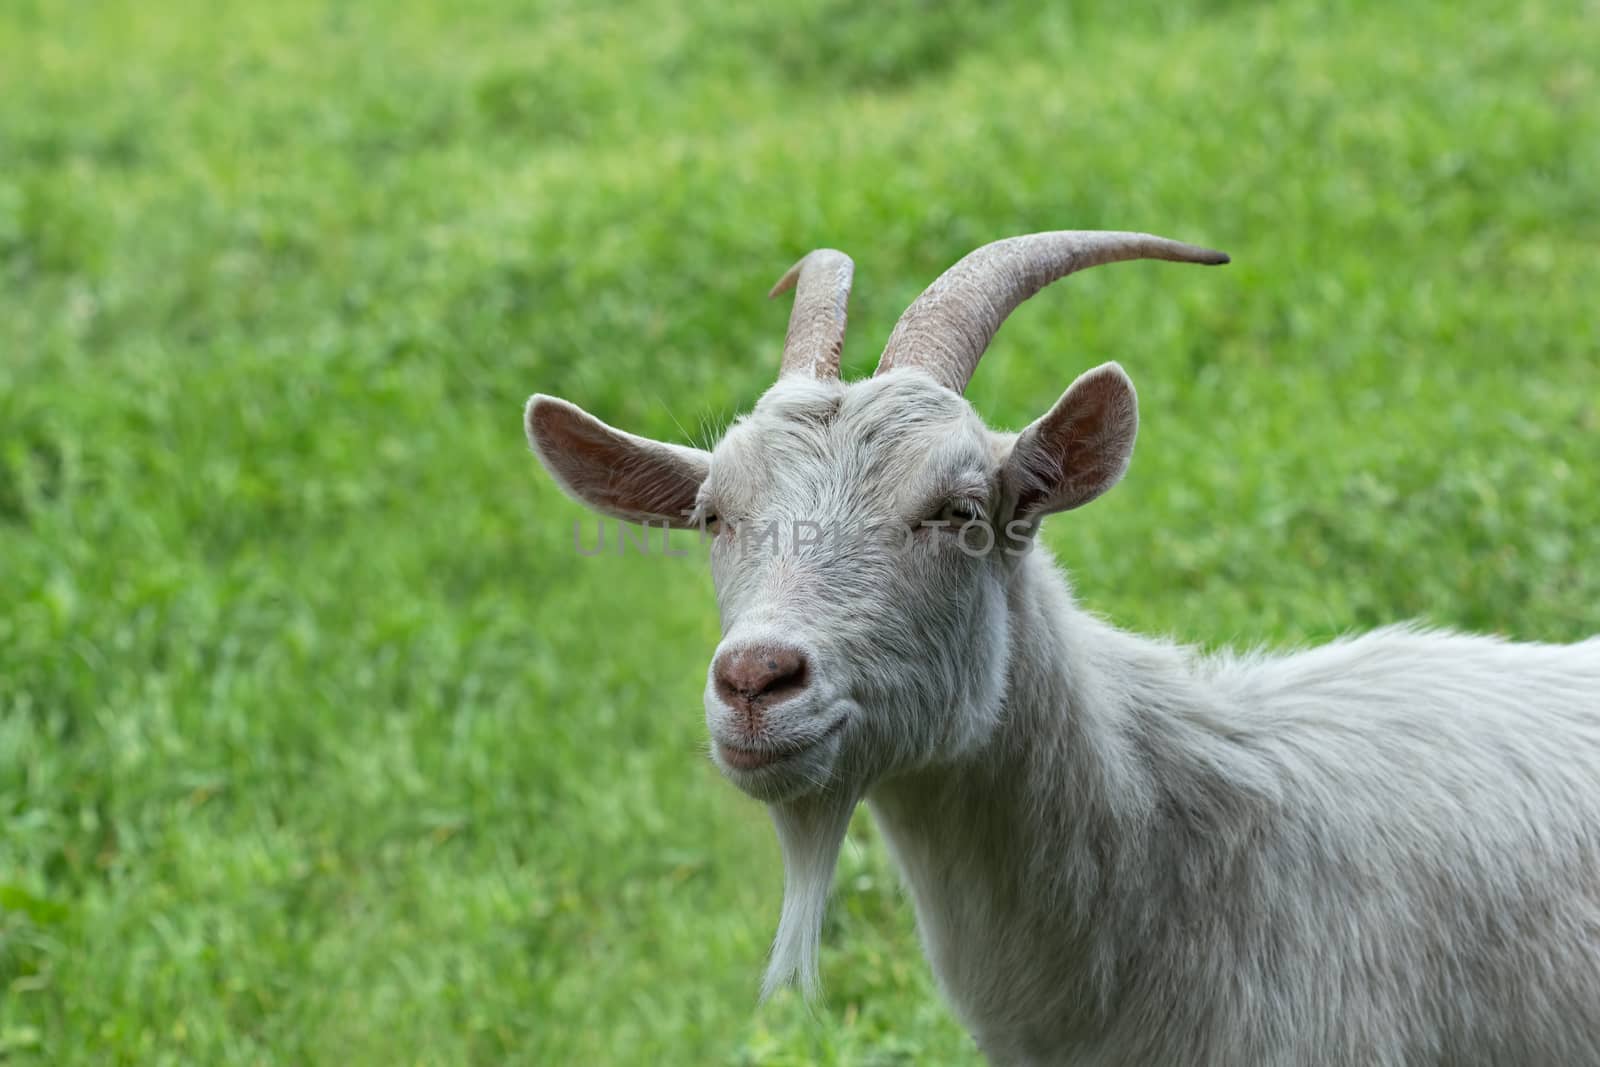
left=713, top=645, right=810, bottom=725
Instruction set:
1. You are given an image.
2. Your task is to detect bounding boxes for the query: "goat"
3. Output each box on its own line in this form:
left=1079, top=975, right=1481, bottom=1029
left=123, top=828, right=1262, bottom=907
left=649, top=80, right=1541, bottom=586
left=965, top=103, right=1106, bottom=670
left=524, top=231, right=1600, bottom=1066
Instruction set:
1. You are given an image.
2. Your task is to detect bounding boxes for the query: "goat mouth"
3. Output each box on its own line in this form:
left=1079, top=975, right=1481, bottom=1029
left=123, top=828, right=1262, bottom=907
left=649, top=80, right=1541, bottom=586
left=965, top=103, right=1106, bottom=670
left=717, top=716, right=848, bottom=772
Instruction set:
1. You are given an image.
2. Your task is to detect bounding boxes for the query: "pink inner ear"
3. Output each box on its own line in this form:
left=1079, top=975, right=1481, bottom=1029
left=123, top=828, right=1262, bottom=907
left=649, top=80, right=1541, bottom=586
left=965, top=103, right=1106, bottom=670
left=528, top=399, right=706, bottom=526
left=1014, top=367, right=1137, bottom=518
left=531, top=402, right=620, bottom=475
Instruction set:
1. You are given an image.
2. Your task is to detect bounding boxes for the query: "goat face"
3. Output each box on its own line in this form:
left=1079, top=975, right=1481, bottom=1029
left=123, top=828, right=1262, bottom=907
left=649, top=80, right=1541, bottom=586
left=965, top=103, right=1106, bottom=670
left=527, top=360, right=1141, bottom=803
left=526, top=233, right=1223, bottom=803
left=695, top=370, right=1014, bottom=802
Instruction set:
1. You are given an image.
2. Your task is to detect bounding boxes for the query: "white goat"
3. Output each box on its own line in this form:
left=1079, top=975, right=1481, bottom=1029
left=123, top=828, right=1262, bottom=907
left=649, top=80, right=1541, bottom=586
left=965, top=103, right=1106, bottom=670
left=525, top=231, right=1600, bottom=1066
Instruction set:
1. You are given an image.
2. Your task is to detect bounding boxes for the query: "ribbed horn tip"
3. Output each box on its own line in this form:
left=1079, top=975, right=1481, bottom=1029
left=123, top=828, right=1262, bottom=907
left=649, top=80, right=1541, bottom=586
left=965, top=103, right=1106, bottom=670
left=1156, top=240, right=1230, bottom=266
left=767, top=259, right=804, bottom=299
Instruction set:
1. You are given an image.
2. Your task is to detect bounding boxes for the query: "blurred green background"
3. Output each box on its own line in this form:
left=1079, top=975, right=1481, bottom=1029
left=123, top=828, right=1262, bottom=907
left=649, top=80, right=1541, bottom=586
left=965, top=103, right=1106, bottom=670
left=1, top=0, right=1596, bottom=1062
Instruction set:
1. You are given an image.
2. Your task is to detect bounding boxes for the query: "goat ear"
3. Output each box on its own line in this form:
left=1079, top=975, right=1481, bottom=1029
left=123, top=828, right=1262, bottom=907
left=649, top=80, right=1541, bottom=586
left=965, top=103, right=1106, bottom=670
left=525, top=395, right=709, bottom=528
left=1001, top=362, right=1138, bottom=526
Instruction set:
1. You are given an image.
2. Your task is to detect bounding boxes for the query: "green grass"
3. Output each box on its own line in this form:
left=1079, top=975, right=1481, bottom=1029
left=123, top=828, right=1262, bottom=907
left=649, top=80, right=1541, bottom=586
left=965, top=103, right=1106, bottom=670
left=2, top=0, right=1597, bottom=1061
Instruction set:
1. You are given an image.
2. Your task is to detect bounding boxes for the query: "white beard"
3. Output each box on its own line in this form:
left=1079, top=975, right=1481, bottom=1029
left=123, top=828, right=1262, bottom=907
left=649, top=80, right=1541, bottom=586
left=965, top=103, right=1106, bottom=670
left=762, top=784, right=859, bottom=999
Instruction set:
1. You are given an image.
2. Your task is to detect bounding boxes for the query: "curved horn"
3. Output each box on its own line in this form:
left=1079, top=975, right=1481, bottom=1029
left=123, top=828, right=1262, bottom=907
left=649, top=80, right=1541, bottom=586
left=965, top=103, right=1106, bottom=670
left=770, top=249, right=854, bottom=380
left=875, top=231, right=1229, bottom=393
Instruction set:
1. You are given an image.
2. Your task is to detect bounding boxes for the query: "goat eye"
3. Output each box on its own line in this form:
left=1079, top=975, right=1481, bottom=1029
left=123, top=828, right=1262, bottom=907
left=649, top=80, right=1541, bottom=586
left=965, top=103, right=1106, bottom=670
left=936, top=500, right=983, bottom=525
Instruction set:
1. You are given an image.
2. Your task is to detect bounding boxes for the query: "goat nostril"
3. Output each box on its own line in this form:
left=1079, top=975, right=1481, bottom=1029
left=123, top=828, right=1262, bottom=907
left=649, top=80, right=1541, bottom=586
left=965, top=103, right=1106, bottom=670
left=714, top=645, right=810, bottom=708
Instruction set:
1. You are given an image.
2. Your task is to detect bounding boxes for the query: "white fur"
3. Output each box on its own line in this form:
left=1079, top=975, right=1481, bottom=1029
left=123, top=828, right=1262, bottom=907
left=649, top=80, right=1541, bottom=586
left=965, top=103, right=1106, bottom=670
left=528, top=368, right=1600, bottom=1066
left=871, top=554, right=1600, bottom=1065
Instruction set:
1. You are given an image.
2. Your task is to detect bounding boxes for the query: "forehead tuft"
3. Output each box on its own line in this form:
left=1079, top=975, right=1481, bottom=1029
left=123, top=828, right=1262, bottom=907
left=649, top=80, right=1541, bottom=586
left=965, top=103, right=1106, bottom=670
left=716, top=368, right=987, bottom=485
left=738, top=370, right=977, bottom=446
left=750, top=376, right=846, bottom=427
left=835, top=369, right=973, bottom=432
left=827, top=371, right=982, bottom=467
